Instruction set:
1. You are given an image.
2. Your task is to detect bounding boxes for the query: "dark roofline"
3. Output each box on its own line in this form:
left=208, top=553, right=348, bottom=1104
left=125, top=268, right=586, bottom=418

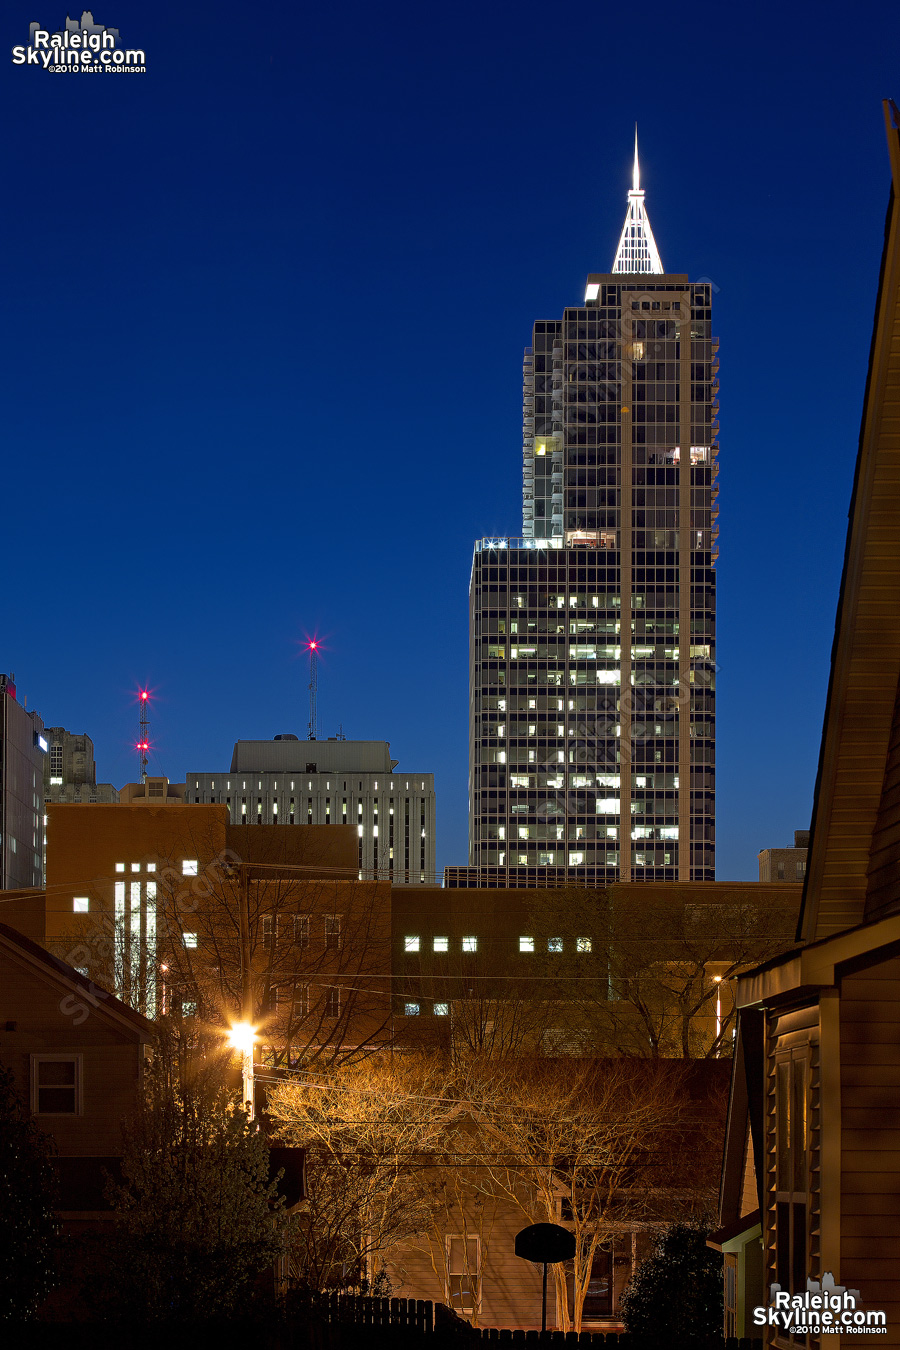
left=797, top=162, right=897, bottom=942
left=0, top=922, right=154, bottom=1037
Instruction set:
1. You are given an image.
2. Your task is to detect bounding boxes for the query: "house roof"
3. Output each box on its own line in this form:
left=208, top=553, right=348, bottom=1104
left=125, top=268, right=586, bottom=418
left=799, top=101, right=900, bottom=942
left=0, top=922, right=154, bottom=1039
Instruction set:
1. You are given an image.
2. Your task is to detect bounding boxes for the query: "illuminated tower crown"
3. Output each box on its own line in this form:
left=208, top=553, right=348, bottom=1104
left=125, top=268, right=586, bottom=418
left=612, top=128, right=663, bottom=274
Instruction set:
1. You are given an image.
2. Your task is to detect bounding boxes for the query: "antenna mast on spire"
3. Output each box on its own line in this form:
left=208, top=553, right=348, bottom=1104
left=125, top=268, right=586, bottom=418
left=137, top=689, right=150, bottom=783
left=307, top=642, right=318, bottom=741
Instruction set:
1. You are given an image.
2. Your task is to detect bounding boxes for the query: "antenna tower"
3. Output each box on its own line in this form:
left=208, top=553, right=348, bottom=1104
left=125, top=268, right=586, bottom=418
left=307, top=642, right=318, bottom=741
left=138, top=689, right=150, bottom=783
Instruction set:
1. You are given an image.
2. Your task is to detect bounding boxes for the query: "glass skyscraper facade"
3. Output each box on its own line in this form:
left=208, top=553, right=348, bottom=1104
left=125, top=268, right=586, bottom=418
left=457, top=155, right=718, bottom=887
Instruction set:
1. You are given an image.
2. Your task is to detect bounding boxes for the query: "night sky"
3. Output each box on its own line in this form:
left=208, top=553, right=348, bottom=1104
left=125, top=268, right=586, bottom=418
left=3, top=0, right=898, bottom=880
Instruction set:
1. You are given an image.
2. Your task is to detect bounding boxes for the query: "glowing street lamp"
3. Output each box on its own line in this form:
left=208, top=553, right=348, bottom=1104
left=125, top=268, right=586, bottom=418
left=713, top=975, right=723, bottom=1045
left=228, top=1021, right=257, bottom=1119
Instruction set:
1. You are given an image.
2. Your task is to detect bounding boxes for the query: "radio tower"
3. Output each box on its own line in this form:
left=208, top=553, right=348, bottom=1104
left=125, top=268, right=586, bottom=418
left=307, top=642, right=318, bottom=741
left=137, top=689, right=150, bottom=783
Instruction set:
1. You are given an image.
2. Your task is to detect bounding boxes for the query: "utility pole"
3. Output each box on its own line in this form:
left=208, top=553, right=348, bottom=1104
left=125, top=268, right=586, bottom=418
left=233, top=863, right=255, bottom=1120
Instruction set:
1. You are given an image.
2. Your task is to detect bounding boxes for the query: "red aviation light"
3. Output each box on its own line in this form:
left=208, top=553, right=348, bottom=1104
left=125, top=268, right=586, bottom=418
left=139, top=690, right=149, bottom=701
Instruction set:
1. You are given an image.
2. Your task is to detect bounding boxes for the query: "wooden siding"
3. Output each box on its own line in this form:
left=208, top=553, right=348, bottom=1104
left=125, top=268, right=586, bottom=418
left=740, top=1124, right=757, bottom=1219
left=840, top=954, right=900, bottom=1331
left=0, top=940, right=145, bottom=1157
left=763, top=1004, right=821, bottom=1310
left=866, top=674, right=900, bottom=919
left=802, top=108, right=900, bottom=942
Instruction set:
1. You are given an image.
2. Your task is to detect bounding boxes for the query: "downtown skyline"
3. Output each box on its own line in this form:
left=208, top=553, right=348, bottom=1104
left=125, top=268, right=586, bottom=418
left=3, top=0, right=899, bottom=881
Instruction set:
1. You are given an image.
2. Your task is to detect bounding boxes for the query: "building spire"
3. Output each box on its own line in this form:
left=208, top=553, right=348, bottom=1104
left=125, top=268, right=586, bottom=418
left=612, top=127, right=663, bottom=275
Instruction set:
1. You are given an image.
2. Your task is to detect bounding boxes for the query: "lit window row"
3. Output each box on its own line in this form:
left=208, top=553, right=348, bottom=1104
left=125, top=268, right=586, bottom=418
left=114, top=860, right=195, bottom=874
left=404, top=935, right=592, bottom=954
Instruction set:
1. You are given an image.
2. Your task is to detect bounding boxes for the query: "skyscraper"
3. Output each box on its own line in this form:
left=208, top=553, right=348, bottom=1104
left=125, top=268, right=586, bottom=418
left=0, top=672, right=47, bottom=890
left=459, top=137, right=717, bottom=888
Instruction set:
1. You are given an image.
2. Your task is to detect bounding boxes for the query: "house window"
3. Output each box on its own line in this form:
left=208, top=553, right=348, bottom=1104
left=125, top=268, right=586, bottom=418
left=31, top=1056, right=81, bottom=1115
left=325, top=916, right=341, bottom=950
left=294, top=915, right=310, bottom=948
left=775, top=1051, right=809, bottom=1300
left=263, top=915, right=278, bottom=949
left=446, top=1235, right=480, bottom=1315
left=73, top=897, right=89, bottom=914
left=293, top=983, right=309, bottom=1019
left=405, top=1002, right=420, bottom=1016
left=548, top=937, right=563, bottom=953
left=434, top=1002, right=449, bottom=1016
left=183, top=933, right=198, bottom=948
left=181, top=1001, right=198, bottom=1017
left=577, top=937, right=592, bottom=953
left=569, top=1248, right=612, bottom=1321
left=326, top=986, right=340, bottom=1018
left=462, top=936, right=477, bottom=953
left=404, top=936, right=420, bottom=952
left=182, top=860, right=199, bottom=876
left=433, top=937, right=448, bottom=952
left=519, top=936, right=534, bottom=953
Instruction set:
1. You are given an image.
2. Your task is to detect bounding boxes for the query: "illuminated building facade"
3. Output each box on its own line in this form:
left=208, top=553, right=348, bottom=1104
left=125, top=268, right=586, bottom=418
left=459, top=140, right=718, bottom=887
left=189, top=738, right=436, bottom=884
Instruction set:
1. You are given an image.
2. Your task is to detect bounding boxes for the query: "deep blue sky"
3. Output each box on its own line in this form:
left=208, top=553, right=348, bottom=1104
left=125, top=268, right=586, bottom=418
left=3, top=1, right=898, bottom=880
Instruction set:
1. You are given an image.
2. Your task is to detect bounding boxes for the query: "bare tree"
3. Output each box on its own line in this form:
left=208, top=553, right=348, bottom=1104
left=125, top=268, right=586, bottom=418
left=451, top=1056, right=706, bottom=1332
left=267, top=1052, right=724, bottom=1332
left=266, top=1056, right=446, bottom=1289
left=528, top=887, right=798, bottom=1058
left=56, top=821, right=393, bottom=1068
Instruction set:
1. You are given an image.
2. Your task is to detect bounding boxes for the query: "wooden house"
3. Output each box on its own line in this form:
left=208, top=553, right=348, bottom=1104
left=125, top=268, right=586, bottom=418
left=713, top=100, right=900, bottom=1346
left=0, top=920, right=153, bottom=1230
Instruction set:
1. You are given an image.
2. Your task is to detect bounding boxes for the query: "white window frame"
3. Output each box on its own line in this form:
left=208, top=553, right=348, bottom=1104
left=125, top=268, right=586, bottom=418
left=31, top=1054, right=83, bottom=1116
left=445, top=1233, right=481, bottom=1316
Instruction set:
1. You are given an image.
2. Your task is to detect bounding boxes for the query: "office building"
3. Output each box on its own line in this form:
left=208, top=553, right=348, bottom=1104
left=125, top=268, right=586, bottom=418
left=462, top=138, right=717, bottom=886
left=188, top=736, right=436, bottom=884
left=758, top=829, right=809, bottom=883
left=0, top=672, right=46, bottom=890
left=43, top=727, right=119, bottom=804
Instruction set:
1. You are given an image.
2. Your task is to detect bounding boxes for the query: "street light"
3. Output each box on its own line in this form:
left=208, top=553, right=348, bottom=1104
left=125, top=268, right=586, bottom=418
left=713, top=975, right=722, bottom=1045
left=228, top=1021, right=257, bottom=1120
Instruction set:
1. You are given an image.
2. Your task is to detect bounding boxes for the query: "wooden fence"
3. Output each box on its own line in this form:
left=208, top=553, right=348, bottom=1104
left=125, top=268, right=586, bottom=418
left=309, top=1293, right=764, bottom=1349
